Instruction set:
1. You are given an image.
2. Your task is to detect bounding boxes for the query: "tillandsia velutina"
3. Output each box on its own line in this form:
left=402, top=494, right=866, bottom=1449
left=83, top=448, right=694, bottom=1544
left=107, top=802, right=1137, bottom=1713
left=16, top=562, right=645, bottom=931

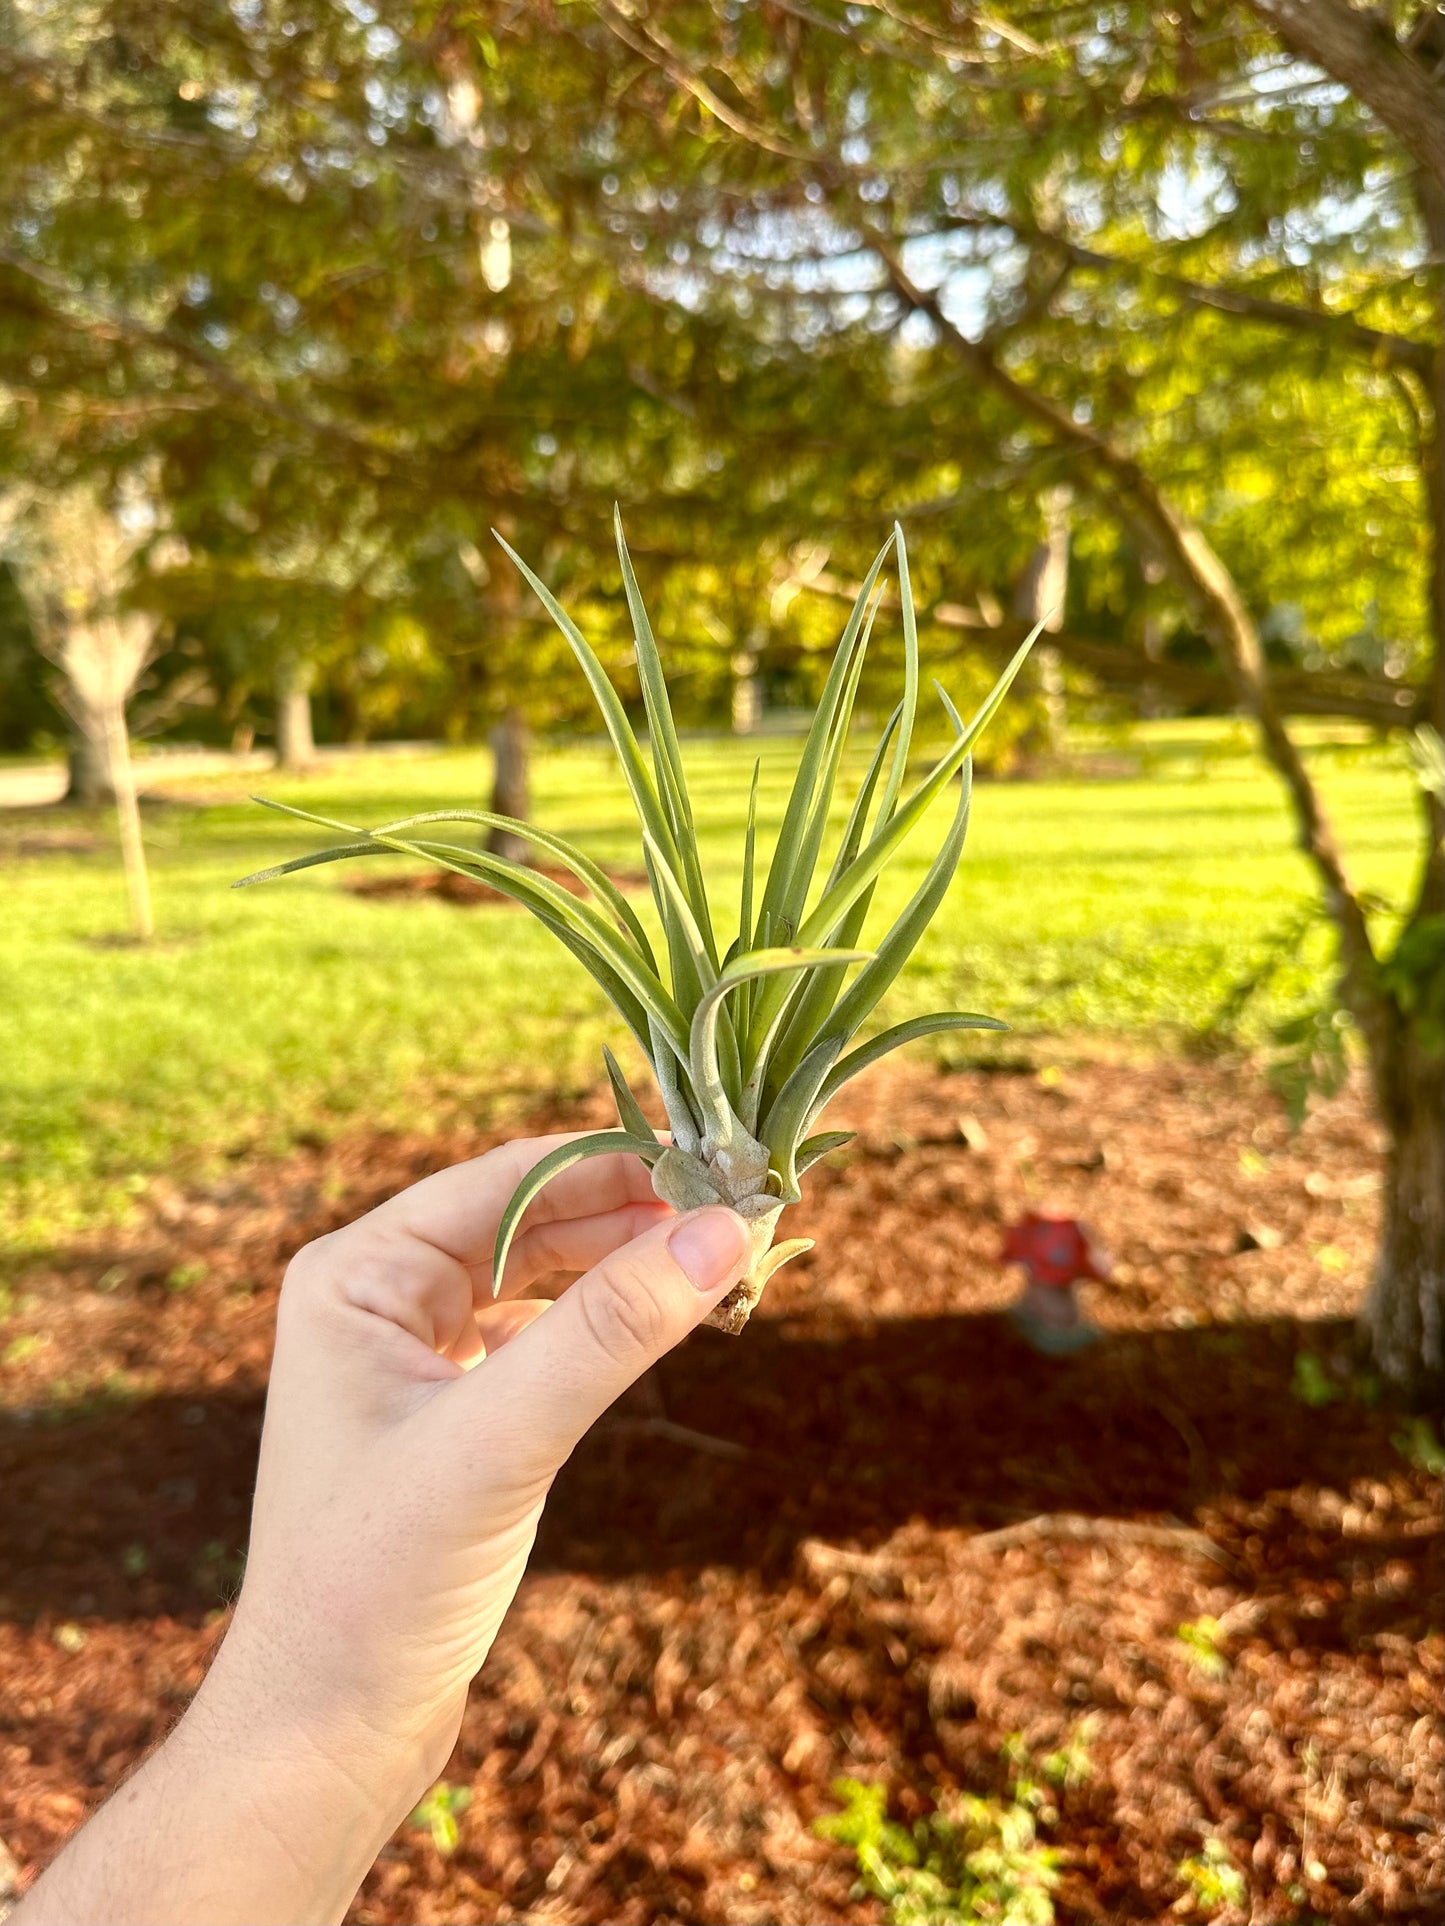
left=238, top=516, right=1040, bottom=1332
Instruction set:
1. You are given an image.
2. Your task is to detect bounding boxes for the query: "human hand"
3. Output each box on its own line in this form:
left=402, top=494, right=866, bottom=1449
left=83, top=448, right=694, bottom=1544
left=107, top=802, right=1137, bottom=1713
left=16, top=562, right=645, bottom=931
left=223, top=1133, right=751, bottom=1795
left=14, top=1135, right=750, bottom=1926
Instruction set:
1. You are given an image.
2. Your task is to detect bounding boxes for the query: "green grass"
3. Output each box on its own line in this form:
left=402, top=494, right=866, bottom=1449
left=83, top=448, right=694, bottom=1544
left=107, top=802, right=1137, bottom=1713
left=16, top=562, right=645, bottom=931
left=0, top=719, right=1420, bottom=1259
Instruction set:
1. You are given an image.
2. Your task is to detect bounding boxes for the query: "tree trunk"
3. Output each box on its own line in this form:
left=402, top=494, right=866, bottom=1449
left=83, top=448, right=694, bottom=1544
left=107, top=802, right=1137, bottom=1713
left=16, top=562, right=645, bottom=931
left=486, top=706, right=530, bottom=863
left=101, top=695, right=153, bottom=942
left=274, top=655, right=316, bottom=769
left=64, top=726, right=113, bottom=805
left=1012, top=487, right=1070, bottom=755
left=1360, top=1026, right=1445, bottom=1402
left=731, top=646, right=763, bottom=734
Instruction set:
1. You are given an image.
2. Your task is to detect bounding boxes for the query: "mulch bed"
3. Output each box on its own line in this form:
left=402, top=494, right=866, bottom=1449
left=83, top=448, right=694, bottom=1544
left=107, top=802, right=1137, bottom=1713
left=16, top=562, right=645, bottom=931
left=1, top=1056, right=1440, bottom=1923
left=348, top=861, right=650, bottom=907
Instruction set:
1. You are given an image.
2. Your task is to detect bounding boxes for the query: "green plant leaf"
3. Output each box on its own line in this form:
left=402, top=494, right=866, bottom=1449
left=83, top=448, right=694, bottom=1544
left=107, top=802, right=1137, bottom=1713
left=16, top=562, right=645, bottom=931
left=493, top=530, right=683, bottom=870
left=690, top=947, right=870, bottom=1155
left=795, top=1130, right=855, bottom=1174
left=818, top=753, right=974, bottom=1058
left=491, top=1130, right=663, bottom=1297
left=812, top=1012, right=1007, bottom=1120
left=377, top=832, right=689, bottom=1051
left=762, top=1033, right=845, bottom=1198
left=233, top=840, right=406, bottom=888
left=614, top=508, right=715, bottom=960
left=754, top=533, right=895, bottom=946
left=602, top=1044, right=657, bottom=1141
left=367, top=807, right=654, bottom=959
left=875, top=521, right=920, bottom=826
left=797, top=622, right=1041, bottom=948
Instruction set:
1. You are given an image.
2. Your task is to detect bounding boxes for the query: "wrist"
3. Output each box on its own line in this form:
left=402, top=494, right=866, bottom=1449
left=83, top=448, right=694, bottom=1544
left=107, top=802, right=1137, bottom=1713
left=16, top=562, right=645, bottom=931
left=13, top=1634, right=440, bottom=1926
left=195, top=1609, right=454, bottom=1824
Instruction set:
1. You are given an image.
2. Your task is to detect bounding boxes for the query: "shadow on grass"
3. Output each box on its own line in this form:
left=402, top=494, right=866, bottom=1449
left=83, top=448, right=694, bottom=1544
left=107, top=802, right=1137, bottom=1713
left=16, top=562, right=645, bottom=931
left=3, top=1311, right=1428, bottom=1641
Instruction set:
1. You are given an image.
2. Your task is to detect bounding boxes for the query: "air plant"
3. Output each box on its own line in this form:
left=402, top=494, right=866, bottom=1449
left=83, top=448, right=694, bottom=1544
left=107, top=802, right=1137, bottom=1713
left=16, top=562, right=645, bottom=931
left=238, top=518, right=1039, bottom=1333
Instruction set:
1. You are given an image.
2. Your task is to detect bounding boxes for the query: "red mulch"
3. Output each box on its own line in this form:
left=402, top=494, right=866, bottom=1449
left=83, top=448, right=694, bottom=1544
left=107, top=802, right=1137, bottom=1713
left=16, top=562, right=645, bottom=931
left=1, top=1057, right=1440, bottom=1924
left=347, top=860, right=649, bottom=907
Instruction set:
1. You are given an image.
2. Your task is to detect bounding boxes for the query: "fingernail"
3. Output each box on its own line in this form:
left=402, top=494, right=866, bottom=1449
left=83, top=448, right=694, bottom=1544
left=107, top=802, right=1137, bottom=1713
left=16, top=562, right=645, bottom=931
left=668, top=1208, right=749, bottom=1292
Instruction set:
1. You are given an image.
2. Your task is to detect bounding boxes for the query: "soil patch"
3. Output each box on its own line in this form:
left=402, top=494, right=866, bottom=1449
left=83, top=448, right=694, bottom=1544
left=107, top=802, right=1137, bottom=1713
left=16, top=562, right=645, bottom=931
left=1, top=1057, right=1440, bottom=1923
left=348, top=860, right=649, bottom=908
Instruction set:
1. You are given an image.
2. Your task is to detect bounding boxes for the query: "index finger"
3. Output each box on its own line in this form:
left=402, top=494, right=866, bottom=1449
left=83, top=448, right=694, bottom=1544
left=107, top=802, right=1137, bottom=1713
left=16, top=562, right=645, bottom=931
left=380, top=1132, right=662, bottom=1272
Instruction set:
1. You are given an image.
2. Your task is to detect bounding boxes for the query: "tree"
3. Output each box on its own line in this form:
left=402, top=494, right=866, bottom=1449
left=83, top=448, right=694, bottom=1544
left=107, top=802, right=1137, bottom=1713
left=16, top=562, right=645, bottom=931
left=542, top=0, right=1442, bottom=1395
left=5, top=484, right=157, bottom=938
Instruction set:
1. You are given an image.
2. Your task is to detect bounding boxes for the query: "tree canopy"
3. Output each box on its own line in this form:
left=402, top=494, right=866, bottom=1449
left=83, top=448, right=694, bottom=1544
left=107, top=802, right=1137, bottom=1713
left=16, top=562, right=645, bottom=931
left=2, top=0, right=1437, bottom=745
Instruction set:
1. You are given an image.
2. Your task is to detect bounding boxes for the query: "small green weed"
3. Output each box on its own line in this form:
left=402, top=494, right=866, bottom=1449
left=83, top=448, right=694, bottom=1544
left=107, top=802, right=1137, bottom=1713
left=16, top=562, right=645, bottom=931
left=1292, top=1350, right=1332, bottom=1413
left=816, top=1761, right=1062, bottom=1925
left=1040, top=1715, right=1097, bottom=1791
left=1392, top=1415, right=1445, bottom=1476
left=165, top=1262, right=207, bottom=1294
left=1176, top=1834, right=1246, bottom=1915
left=409, top=1780, right=472, bottom=1856
left=1290, top=1350, right=1380, bottom=1411
left=1175, top=1618, right=1229, bottom=1681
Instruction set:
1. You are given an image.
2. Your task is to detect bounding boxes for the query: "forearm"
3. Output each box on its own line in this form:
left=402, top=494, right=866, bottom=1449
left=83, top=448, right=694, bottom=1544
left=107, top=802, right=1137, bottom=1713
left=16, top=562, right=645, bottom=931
left=13, top=1634, right=428, bottom=1926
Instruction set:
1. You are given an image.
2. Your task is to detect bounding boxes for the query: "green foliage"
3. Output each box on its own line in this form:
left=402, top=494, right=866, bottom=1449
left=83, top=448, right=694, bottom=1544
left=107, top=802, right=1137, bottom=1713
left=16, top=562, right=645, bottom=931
left=1392, top=1416, right=1445, bottom=1477
left=1176, top=1836, right=1247, bottom=1916
left=1175, top=1618, right=1229, bottom=1682
left=1291, top=1352, right=1347, bottom=1410
left=1290, top=1349, right=1383, bottom=1412
left=1039, top=1717, right=1097, bottom=1792
left=408, top=1781, right=472, bottom=1858
left=1380, top=915, right=1445, bottom=1060
left=816, top=1771, right=1061, bottom=1926
left=0, top=0, right=1434, bottom=758
left=240, top=526, right=1035, bottom=1302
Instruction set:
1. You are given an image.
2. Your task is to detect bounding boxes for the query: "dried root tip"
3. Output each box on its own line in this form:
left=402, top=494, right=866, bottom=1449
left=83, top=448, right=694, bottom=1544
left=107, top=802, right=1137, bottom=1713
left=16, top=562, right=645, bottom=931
left=705, top=1278, right=758, bottom=1336
left=703, top=1237, right=815, bottom=1334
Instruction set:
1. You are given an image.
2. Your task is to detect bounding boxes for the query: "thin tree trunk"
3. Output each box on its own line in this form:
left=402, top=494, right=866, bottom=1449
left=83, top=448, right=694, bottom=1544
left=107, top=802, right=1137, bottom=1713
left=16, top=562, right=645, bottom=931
left=731, top=646, right=763, bottom=734
left=274, top=654, right=316, bottom=769
left=1360, top=1026, right=1445, bottom=1401
left=1012, top=486, right=1070, bottom=755
left=486, top=706, right=531, bottom=863
left=102, top=696, right=153, bottom=942
left=64, top=726, right=113, bottom=805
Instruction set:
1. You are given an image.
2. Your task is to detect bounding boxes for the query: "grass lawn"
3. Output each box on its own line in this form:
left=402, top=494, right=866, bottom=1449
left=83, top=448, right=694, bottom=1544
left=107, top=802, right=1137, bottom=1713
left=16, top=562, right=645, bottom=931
left=0, top=719, right=1420, bottom=1260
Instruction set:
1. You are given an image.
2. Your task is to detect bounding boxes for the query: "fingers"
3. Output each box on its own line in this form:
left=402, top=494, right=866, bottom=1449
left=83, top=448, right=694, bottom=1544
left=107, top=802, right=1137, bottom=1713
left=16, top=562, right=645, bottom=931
left=287, top=1139, right=665, bottom=1352
left=465, top=1208, right=751, bottom=1468
left=452, top=1295, right=554, bottom=1367
left=383, top=1136, right=661, bottom=1272
left=493, top=1199, right=672, bottom=1300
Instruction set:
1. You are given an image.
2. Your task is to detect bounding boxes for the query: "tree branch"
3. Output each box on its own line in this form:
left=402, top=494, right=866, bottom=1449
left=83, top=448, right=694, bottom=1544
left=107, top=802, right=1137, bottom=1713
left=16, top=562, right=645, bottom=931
left=875, top=231, right=1393, bottom=1056
left=595, top=4, right=812, bottom=161
left=794, top=565, right=1425, bottom=728
left=1246, top=0, right=1444, bottom=189
left=0, top=250, right=394, bottom=464
left=937, top=213, right=1436, bottom=375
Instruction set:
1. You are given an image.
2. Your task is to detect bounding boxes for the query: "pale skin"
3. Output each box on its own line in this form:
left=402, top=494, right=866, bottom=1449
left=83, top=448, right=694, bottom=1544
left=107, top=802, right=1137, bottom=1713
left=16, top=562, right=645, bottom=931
left=13, top=1135, right=753, bottom=1926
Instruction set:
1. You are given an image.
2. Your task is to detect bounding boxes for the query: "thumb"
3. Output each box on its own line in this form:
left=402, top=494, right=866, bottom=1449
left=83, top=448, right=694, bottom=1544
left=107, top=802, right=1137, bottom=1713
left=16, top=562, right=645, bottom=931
left=474, top=1206, right=751, bottom=1458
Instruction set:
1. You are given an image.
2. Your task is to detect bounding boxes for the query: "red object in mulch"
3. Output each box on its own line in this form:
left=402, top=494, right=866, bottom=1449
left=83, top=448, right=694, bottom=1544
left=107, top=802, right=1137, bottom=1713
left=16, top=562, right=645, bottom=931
left=1001, top=1212, right=1113, bottom=1290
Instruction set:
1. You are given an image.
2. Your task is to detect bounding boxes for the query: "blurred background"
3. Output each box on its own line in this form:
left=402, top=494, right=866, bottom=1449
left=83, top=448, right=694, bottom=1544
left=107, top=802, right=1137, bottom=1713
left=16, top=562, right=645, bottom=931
left=1, top=4, right=1441, bottom=1922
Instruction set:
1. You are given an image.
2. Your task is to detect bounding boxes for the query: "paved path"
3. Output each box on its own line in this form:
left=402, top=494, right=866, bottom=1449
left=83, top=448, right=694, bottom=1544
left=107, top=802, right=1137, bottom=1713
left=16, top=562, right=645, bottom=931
left=0, top=741, right=442, bottom=809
